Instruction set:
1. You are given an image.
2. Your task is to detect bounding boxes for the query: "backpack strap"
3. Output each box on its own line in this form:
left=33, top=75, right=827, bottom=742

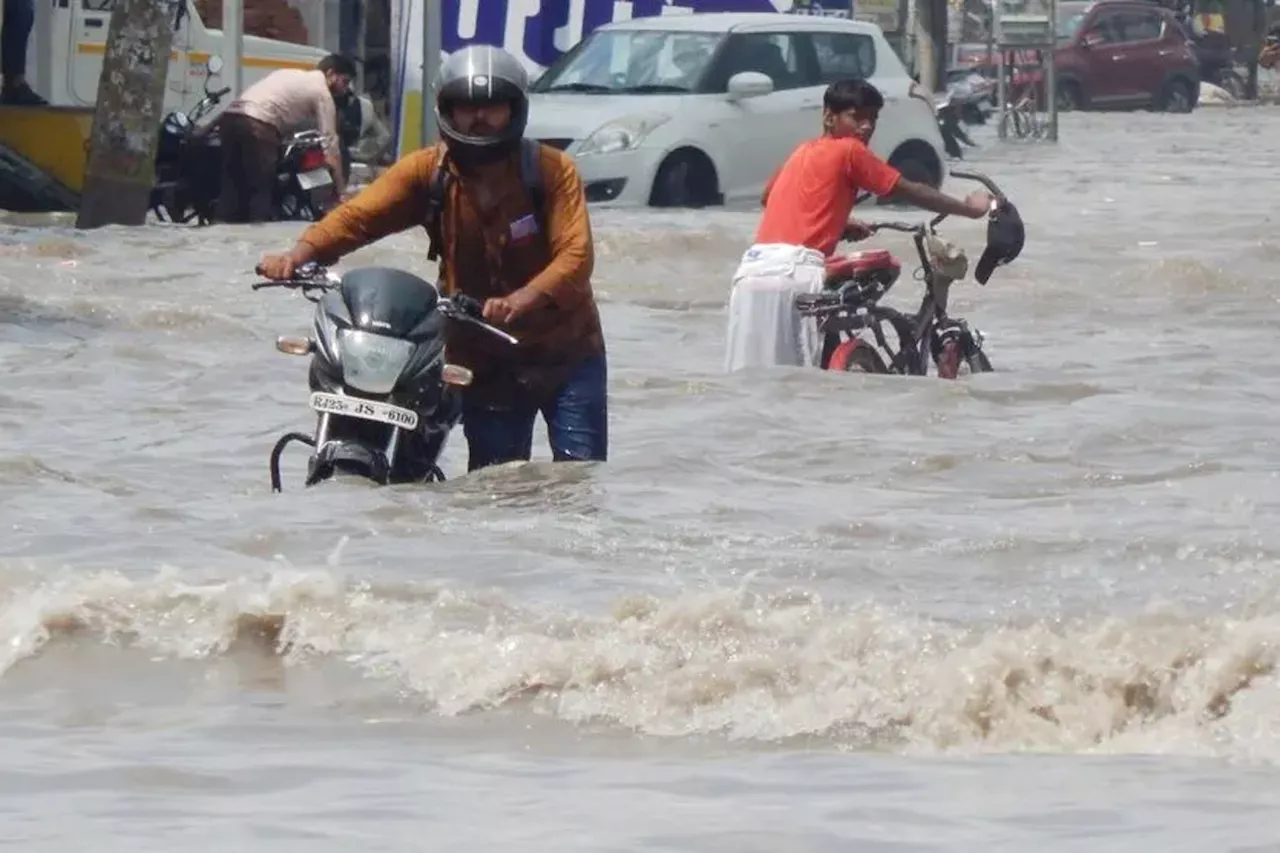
left=423, top=143, right=452, bottom=263
left=519, top=137, right=547, bottom=240
left=423, top=139, right=548, bottom=263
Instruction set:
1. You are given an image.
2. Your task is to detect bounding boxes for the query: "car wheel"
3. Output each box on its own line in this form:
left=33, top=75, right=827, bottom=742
left=648, top=150, right=717, bottom=208
left=1160, top=78, right=1195, bottom=113
left=879, top=153, right=937, bottom=206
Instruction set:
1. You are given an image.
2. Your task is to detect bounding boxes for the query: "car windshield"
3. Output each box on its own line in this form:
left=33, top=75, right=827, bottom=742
left=532, top=30, right=725, bottom=94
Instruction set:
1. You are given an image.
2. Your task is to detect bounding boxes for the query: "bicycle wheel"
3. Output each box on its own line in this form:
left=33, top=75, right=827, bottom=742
left=968, top=349, right=994, bottom=372
left=1019, top=104, right=1042, bottom=138
left=935, top=339, right=995, bottom=378
left=1028, top=107, right=1047, bottom=138
left=828, top=339, right=889, bottom=374
left=1000, top=107, right=1024, bottom=139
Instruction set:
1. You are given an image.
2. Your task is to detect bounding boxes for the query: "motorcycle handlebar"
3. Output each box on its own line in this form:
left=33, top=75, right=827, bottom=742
left=250, top=264, right=520, bottom=345
left=211, top=87, right=231, bottom=99
left=437, top=292, right=519, bottom=345
left=447, top=292, right=485, bottom=318
left=250, top=261, right=337, bottom=291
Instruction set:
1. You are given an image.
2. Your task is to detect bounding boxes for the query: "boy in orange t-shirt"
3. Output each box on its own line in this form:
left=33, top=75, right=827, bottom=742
left=724, top=79, right=994, bottom=373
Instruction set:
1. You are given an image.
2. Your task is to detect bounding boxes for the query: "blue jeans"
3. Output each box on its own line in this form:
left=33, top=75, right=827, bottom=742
left=2, top=0, right=33, bottom=80
left=462, top=354, right=608, bottom=472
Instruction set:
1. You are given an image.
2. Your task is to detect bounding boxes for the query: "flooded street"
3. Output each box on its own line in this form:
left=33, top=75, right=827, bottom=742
left=4, top=108, right=1280, bottom=850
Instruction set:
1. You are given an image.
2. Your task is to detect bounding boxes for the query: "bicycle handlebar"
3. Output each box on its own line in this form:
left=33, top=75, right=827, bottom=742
left=864, top=168, right=1009, bottom=236
left=948, top=168, right=1007, bottom=202
left=869, top=221, right=923, bottom=235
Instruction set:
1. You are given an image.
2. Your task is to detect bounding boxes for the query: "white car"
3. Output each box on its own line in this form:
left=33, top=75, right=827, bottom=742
left=524, top=12, right=948, bottom=208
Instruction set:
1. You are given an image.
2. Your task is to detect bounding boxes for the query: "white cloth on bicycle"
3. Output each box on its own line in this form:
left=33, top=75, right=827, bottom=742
left=724, top=243, right=827, bottom=373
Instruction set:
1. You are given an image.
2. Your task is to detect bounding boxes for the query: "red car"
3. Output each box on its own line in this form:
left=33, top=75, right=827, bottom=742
left=953, top=0, right=1200, bottom=113
left=1053, top=0, right=1200, bottom=112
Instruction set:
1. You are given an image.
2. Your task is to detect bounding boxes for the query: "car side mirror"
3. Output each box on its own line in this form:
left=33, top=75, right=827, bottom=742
left=726, top=71, right=773, bottom=100
left=1080, top=31, right=1103, bottom=48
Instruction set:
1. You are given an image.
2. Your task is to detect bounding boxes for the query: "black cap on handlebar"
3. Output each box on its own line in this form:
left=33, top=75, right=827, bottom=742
left=975, top=199, right=1025, bottom=284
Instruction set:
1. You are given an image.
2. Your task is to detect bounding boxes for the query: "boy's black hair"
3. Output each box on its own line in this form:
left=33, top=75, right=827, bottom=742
left=318, top=54, right=358, bottom=78
left=823, top=79, right=884, bottom=113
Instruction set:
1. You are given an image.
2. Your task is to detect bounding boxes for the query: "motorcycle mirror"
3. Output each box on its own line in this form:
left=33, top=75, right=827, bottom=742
left=441, top=364, right=474, bottom=387
left=206, top=55, right=224, bottom=75
left=275, top=335, right=313, bottom=356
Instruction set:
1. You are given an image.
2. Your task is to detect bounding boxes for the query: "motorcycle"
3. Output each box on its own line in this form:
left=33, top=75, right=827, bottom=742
left=252, top=263, right=520, bottom=492
left=946, top=70, right=996, bottom=125
left=274, top=129, right=338, bottom=221
left=150, top=56, right=230, bottom=225
left=150, top=56, right=338, bottom=225
left=934, top=72, right=994, bottom=159
left=795, top=169, right=1021, bottom=379
left=1187, top=26, right=1247, bottom=101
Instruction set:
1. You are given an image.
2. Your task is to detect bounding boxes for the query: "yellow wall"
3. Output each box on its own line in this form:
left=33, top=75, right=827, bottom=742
left=398, top=88, right=424, bottom=155
left=76, top=43, right=319, bottom=71
left=0, top=106, right=95, bottom=193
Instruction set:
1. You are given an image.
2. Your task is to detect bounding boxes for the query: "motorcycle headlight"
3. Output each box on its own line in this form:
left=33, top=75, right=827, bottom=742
left=338, top=329, right=416, bottom=394
left=576, top=113, right=671, bottom=156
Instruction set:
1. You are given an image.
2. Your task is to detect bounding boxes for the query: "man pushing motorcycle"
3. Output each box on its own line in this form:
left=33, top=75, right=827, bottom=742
left=256, top=45, right=608, bottom=473
left=725, top=79, right=999, bottom=373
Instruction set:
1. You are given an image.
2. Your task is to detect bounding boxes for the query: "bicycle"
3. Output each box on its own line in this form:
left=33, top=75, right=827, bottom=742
left=999, top=57, right=1049, bottom=140
left=795, top=168, right=1023, bottom=380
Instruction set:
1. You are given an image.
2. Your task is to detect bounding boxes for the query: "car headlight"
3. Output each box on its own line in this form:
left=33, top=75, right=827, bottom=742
left=338, top=329, right=417, bottom=394
left=576, top=113, right=671, bottom=156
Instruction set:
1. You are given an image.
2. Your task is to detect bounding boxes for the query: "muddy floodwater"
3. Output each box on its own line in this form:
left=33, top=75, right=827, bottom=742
left=3, top=109, right=1280, bottom=851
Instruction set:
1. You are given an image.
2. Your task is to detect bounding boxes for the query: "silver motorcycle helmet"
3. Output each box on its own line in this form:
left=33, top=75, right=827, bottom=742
left=434, top=45, right=530, bottom=166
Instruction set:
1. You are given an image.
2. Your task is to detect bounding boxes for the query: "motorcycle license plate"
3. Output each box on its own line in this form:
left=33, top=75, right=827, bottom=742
left=297, top=168, right=332, bottom=191
left=309, top=392, right=418, bottom=430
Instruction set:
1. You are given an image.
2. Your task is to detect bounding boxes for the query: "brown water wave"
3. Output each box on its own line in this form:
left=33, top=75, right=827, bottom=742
left=3, top=566, right=1279, bottom=760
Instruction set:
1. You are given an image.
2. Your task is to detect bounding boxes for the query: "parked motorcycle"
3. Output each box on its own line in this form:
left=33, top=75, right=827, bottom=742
left=795, top=169, right=1023, bottom=379
left=948, top=71, right=996, bottom=125
left=1187, top=26, right=1247, bottom=100
left=150, top=56, right=338, bottom=225
left=274, top=129, right=338, bottom=221
left=150, top=57, right=230, bottom=225
left=252, top=263, right=519, bottom=492
left=934, top=72, right=994, bottom=159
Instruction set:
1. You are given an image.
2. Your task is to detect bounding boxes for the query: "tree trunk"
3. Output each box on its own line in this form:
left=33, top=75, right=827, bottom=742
left=76, top=0, right=175, bottom=229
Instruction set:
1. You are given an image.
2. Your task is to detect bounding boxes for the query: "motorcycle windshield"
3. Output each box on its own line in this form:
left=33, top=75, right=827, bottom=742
left=340, top=267, right=442, bottom=341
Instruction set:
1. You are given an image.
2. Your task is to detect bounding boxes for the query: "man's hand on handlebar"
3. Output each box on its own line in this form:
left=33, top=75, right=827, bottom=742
left=893, top=175, right=998, bottom=223
left=257, top=242, right=321, bottom=282
left=842, top=219, right=875, bottom=242
left=482, top=286, right=548, bottom=326
left=256, top=254, right=299, bottom=281
left=962, top=191, right=996, bottom=218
